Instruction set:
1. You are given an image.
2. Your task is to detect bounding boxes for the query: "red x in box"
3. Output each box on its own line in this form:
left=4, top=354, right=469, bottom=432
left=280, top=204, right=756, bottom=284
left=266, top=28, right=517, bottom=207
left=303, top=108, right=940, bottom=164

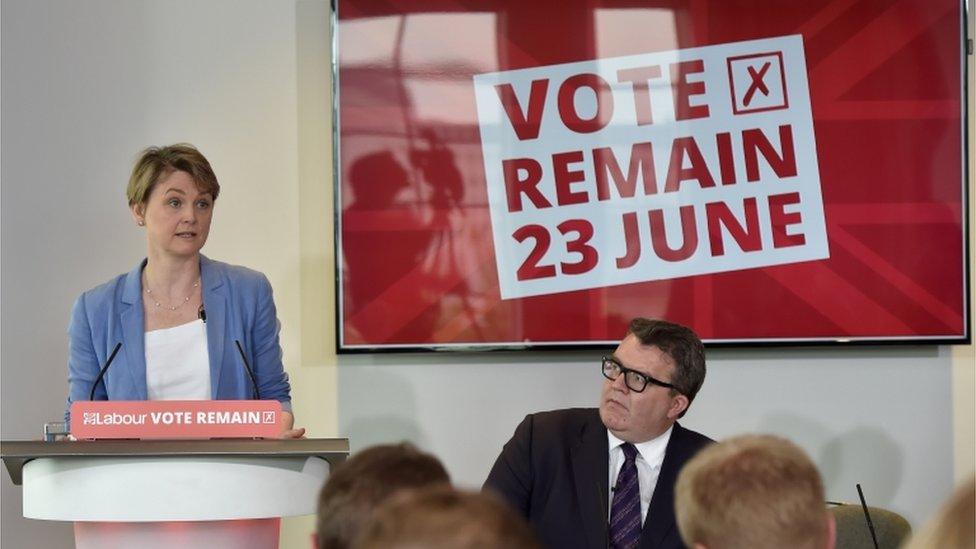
left=727, top=51, right=788, bottom=115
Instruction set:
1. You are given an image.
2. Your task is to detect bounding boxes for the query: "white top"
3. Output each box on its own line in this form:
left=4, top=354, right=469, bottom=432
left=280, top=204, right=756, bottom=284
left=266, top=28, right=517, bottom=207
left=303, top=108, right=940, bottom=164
left=145, top=319, right=211, bottom=400
left=607, top=425, right=674, bottom=524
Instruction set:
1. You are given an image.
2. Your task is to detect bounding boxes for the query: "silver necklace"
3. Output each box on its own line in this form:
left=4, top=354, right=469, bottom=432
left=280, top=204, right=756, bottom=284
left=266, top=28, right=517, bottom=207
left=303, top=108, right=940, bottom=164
left=144, top=277, right=200, bottom=311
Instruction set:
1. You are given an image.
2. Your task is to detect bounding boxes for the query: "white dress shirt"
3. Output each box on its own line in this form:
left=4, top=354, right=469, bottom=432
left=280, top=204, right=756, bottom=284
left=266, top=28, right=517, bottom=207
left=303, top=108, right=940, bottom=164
left=607, top=425, right=674, bottom=524
left=145, top=319, right=211, bottom=400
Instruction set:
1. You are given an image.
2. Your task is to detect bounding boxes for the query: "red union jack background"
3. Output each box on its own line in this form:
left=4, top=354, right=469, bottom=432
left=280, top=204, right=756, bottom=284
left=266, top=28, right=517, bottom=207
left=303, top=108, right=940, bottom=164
left=335, top=0, right=968, bottom=349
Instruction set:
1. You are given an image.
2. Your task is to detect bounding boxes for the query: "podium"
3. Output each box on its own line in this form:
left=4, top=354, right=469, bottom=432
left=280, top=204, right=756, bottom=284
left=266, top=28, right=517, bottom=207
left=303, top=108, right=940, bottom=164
left=1, top=438, right=349, bottom=549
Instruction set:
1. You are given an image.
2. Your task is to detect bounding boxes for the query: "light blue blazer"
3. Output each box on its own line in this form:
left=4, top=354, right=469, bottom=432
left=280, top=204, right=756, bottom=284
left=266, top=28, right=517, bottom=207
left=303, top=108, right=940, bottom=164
left=65, top=255, right=292, bottom=421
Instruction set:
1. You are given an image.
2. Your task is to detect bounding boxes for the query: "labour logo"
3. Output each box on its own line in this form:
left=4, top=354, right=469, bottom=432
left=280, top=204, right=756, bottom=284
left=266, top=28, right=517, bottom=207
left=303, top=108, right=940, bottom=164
left=262, top=411, right=276, bottom=424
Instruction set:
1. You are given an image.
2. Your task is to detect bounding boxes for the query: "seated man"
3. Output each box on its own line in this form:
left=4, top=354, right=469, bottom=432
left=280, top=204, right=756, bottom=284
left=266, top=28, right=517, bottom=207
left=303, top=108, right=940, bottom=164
left=354, top=486, right=541, bottom=549
left=314, top=442, right=450, bottom=549
left=674, top=434, right=835, bottom=549
left=484, top=318, right=712, bottom=549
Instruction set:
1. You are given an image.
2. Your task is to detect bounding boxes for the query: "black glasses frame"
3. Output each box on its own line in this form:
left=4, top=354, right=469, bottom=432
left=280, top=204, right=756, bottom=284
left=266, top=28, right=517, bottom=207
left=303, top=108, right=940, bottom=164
left=601, top=356, right=680, bottom=393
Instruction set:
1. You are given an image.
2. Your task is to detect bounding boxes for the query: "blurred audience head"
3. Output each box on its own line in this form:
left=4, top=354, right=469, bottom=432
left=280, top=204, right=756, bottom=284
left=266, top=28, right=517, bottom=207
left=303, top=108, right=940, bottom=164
left=901, top=475, right=975, bottom=549
left=353, top=486, right=541, bottom=549
left=675, top=434, right=834, bottom=549
left=314, top=442, right=450, bottom=549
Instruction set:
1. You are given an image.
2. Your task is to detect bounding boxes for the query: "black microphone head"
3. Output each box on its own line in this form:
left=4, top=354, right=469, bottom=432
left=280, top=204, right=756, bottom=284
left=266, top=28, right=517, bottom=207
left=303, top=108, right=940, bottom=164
left=198, top=305, right=206, bottom=322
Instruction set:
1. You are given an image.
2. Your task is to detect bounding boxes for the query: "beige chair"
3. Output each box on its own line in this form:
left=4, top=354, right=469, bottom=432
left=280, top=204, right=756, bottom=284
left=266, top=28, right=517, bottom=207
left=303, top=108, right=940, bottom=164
left=829, top=504, right=911, bottom=549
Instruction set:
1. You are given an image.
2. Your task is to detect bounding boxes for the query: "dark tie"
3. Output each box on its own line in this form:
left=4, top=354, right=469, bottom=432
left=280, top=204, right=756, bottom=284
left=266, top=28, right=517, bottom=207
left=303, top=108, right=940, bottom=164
left=609, top=443, right=641, bottom=549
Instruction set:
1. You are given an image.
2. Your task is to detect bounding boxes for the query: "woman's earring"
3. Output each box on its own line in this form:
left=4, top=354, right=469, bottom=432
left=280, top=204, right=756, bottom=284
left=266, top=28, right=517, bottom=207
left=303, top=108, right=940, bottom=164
left=137, top=220, right=145, bottom=226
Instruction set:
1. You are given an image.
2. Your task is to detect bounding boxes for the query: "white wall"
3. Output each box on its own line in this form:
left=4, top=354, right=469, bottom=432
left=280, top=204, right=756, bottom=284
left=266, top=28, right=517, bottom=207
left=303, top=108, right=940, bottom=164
left=1, top=1, right=972, bottom=548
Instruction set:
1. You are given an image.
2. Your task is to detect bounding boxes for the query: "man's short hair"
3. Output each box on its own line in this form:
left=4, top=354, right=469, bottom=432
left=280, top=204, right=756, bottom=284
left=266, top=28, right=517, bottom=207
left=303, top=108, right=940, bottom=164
left=627, top=318, right=706, bottom=413
left=353, top=486, right=541, bottom=549
left=675, top=434, right=829, bottom=549
left=316, top=443, right=450, bottom=549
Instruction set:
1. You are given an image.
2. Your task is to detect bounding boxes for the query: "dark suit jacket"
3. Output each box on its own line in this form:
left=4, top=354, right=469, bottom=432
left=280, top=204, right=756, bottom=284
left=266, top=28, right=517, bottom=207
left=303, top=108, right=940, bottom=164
left=483, top=408, right=712, bottom=549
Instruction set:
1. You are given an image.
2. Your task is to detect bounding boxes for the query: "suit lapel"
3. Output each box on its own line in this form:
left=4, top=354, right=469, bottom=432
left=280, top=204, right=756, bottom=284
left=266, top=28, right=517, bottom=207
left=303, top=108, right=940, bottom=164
left=120, top=261, right=147, bottom=399
left=571, top=410, right=610, bottom=549
left=200, top=256, right=226, bottom=398
left=639, top=423, right=686, bottom=548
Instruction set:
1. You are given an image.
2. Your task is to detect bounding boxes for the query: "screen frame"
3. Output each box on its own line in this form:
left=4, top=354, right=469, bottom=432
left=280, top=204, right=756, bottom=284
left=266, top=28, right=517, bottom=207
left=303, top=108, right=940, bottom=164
left=331, top=0, right=972, bottom=353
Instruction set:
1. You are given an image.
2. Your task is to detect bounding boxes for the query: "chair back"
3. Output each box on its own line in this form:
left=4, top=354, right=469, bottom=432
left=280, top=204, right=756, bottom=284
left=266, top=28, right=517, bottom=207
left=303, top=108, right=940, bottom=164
left=830, top=504, right=911, bottom=549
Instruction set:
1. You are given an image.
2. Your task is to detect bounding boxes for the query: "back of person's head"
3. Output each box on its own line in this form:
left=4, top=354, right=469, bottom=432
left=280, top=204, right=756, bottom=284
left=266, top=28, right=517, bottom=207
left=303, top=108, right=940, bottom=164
left=315, top=443, right=450, bottom=549
left=347, top=151, right=408, bottom=204
left=675, top=434, right=833, bottom=549
left=353, top=486, right=541, bottom=549
left=901, top=475, right=975, bottom=549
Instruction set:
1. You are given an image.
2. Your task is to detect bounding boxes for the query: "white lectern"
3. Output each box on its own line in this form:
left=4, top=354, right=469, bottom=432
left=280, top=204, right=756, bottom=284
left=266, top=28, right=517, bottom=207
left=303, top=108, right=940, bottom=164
left=1, top=439, right=349, bottom=549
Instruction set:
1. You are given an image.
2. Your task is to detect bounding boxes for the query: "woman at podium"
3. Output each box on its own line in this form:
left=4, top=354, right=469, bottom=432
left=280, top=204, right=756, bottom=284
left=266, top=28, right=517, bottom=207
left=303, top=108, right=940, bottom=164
left=64, top=144, right=303, bottom=438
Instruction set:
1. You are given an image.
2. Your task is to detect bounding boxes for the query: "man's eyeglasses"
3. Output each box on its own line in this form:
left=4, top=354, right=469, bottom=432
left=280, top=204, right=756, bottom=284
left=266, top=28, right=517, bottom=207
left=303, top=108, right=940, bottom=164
left=601, top=356, right=679, bottom=393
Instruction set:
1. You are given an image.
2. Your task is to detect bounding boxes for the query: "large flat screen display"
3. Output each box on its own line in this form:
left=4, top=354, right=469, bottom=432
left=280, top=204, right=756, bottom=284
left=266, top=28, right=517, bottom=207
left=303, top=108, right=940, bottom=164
left=334, top=0, right=970, bottom=351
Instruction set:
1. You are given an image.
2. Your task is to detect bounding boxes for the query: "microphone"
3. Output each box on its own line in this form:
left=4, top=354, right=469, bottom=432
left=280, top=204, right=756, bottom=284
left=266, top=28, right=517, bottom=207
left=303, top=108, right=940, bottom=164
left=198, top=305, right=206, bottom=323
left=89, top=342, right=122, bottom=400
left=856, top=484, right=880, bottom=549
left=234, top=340, right=260, bottom=400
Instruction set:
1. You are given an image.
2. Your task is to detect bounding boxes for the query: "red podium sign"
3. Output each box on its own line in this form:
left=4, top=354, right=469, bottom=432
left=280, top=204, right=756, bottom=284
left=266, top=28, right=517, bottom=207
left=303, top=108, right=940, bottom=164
left=70, top=400, right=283, bottom=440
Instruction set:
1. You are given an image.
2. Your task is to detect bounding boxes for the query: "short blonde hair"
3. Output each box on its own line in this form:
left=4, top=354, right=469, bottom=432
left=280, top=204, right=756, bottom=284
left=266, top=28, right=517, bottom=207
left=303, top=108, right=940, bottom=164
left=353, top=487, right=540, bottom=549
left=126, top=144, right=220, bottom=206
left=902, top=476, right=975, bottom=549
left=675, top=434, right=828, bottom=549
